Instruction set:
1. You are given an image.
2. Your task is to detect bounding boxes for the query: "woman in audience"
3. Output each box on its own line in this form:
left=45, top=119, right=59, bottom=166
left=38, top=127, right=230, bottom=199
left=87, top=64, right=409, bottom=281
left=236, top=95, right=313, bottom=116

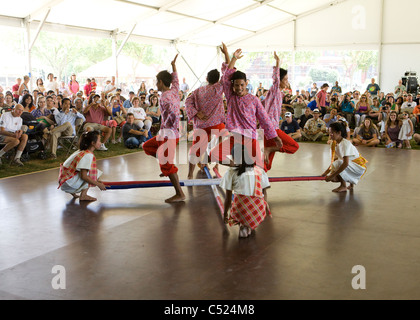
left=36, top=78, right=46, bottom=94
left=137, top=82, right=147, bottom=96
left=5, top=92, right=17, bottom=107
left=352, top=117, right=380, bottom=147
left=109, top=95, right=127, bottom=143
left=368, top=97, right=382, bottom=124
left=21, top=93, right=35, bottom=112
left=354, top=94, right=370, bottom=128
left=146, top=94, right=161, bottom=124
left=394, top=96, right=403, bottom=114
left=340, top=93, right=355, bottom=127
left=384, top=111, right=402, bottom=148
left=387, top=96, right=396, bottom=112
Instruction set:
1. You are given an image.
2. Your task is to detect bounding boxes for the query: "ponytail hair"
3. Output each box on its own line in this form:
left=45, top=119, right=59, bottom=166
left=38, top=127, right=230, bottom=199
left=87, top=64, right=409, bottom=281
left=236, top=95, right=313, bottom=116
left=79, top=131, right=100, bottom=150
left=231, top=144, right=255, bottom=176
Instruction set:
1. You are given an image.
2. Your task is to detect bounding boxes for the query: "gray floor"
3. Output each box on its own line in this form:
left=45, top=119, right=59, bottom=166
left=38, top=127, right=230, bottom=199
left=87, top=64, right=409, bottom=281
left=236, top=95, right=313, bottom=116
left=0, top=142, right=419, bottom=300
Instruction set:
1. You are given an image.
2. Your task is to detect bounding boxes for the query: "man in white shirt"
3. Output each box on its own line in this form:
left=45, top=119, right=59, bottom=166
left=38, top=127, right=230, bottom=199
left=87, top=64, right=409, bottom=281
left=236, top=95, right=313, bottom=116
left=401, top=94, right=417, bottom=127
left=0, top=104, right=28, bottom=166
left=103, top=78, right=117, bottom=96
left=44, top=73, right=60, bottom=95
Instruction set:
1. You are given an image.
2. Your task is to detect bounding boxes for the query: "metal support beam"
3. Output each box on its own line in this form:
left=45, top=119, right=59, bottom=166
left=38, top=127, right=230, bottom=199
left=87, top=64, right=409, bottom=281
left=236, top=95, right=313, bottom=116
left=116, top=23, right=136, bottom=57
left=377, top=0, right=385, bottom=84
left=112, top=31, right=118, bottom=87
left=29, top=8, right=50, bottom=50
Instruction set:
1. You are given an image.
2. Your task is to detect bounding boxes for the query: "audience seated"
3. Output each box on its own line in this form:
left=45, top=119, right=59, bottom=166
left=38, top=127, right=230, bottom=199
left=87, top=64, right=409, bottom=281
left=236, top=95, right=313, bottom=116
left=127, top=96, right=152, bottom=133
left=302, top=108, right=327, bottom=141
left=352, top=117, right=380, bottom=147
left=0, top=104, right=27, bottom=166
left=280, top=111, right=301, bottom=141
left=384, top=111, right=402, bottom=148
left=122, top=113, right=149, bottom=149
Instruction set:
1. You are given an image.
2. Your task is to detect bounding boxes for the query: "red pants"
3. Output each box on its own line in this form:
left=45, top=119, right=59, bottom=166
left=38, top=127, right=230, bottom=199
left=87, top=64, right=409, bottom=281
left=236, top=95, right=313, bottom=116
left=143, top=136, right=180, bottom=176
left=189, top=123, right=226, bottom=159
left=209, top=134, right=264, bottom=168
left=264, top=129, right=299, bottom=171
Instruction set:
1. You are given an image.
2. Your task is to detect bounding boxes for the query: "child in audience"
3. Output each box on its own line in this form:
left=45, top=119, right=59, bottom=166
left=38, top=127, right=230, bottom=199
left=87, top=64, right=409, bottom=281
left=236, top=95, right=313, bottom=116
left=322, top=122, right=368, bottom=193
left=398, top=111, right=414, bottom=149
left=58, top=130, right=106, bottom=201
left=220, top=144, right=271, bottom=238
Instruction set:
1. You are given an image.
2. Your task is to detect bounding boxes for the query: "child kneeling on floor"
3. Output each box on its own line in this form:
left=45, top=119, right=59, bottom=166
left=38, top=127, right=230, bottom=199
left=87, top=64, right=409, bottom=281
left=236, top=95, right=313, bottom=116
left=220, top=144, right=271, bottom=238
left=58, top=130, right=107, bottom=201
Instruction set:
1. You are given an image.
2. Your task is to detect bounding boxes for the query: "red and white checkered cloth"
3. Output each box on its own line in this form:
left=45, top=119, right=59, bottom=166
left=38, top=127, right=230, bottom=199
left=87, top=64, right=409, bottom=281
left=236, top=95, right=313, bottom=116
left=228, top=167, right=271, bottom=230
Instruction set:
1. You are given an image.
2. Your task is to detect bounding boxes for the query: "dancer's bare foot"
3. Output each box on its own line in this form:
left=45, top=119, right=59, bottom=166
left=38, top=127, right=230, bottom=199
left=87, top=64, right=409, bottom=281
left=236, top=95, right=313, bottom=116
left=347, top=184, right=354, bottom=190
left=71, top=193, right=80, bottom=199
left=165, top=194, right=186, bottom=203
left=159, top=173, right=165, bottom=178
left=332, top=186, right=348, bottom=193
left=80, top=195, right=97, bottom=201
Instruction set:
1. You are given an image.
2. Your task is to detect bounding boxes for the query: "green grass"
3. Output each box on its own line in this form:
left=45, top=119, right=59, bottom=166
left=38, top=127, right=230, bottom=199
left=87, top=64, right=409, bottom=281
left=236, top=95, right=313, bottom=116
left=1, top=130, right=419, bottom=180
left=0, top=141, right=142, bottom=179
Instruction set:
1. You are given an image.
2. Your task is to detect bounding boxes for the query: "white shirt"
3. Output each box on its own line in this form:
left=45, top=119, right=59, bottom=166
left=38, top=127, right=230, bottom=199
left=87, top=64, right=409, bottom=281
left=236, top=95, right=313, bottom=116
left=104, top=84, right=116, bottom=95
left=220, top=167, right=270, bottom=197
left=127, top=106, right=147, bottom=120
left=45, top=80, right=59, bottom=93
left=0, top=112, right=23, bottom=133
left=335, top=138, right=360, bottom=161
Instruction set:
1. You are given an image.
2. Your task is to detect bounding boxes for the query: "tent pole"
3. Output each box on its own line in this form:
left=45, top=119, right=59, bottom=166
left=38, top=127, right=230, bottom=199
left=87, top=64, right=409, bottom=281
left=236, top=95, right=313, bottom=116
left=377, top=0, right=384, bottom=85
left=112, top=31, right=118, bottom=88
left=23, top=19, right=33, bottom=92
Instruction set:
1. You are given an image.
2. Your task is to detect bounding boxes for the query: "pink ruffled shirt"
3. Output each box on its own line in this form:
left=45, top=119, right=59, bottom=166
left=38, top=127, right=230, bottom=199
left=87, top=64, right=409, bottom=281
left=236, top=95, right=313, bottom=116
left=159, top=72, right=180, bottom=139
left=262, top=67, right=282, bottom=130
left=223, top=64, right=277, bottom=140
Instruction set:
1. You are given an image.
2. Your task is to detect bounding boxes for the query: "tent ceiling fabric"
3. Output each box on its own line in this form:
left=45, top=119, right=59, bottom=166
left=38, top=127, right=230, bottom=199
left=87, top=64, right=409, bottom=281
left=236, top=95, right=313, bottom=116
left=0, top=0, right=339, bottom=49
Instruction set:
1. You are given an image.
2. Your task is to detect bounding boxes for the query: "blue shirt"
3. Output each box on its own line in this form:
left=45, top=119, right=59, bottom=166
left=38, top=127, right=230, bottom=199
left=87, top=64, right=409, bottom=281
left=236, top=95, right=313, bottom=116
left=123, top=100, right=132, bottom=109
left=307, top=100, right=317, bottom=111
left=280, top=119, right=300, bottom=134
left=54, top=109, right=85, bottom=135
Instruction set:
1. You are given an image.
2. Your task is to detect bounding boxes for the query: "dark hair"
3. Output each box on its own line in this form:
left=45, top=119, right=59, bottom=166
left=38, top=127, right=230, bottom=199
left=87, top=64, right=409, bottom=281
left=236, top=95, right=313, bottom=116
left=321, top=83, right=329, bottom=89
left=231, top=144, right=255, bottom=176
left=280, top=68, right=288, bottom=81
left=231, top=70, right=247, bottom=82
left=62, top=98, right=71, bottom=105
left=207, top=69, right=220, bottom=85
left=126, top=112, right=134, bottom=117
left=21, top=93, right=34, bottom=109
left=79, top=131, right=100, bottom=150
left=330, top=122, right=347, bottom=139
left=156, top=70, right=172, bottom=87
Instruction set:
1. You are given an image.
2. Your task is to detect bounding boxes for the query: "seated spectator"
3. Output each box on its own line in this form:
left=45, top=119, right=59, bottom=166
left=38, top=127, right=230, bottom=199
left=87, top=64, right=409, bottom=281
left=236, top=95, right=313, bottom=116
left=127, top=96, right=152, bottom=132
left=123, top=91, right=135, bottom=109
left=384, top=111, right=402, bottom=148
left=280, top=111, right=301, bottom=141
left=323, top=108, right=339, bottom=128
left=83, top=94, right=112, bottom=151
left=48, top=98, right=86, bottom=159
left=31, top=96, right=55, bottom=139
left=146, top=95, right=161, bottom=124
left=139, top=93, right=149, bottom=110
left=352, top=117, right=380, bottom=147
left=21, top=93, right=35, bottom=113
left=354, top=94, right=370, bottom=128
left=4, top=92, right=17, bottom=109
left=109, top=95, right=127, bottom=143
left=297, top=107, right=313, bottom=129
left=292, top=95, right=307, bottom=119
left=368, top=97, right=382, bottom=124
left=122, top=113, right=149, bottom=149
left=0, top=104, right=27, bottom=166
left=302, top=108, right=327, bottom=141
left=393, top=96, right=403, bottom=114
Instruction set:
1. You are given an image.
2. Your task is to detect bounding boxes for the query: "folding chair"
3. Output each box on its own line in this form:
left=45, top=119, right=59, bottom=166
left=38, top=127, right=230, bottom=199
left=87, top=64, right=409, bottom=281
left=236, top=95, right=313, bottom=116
left=57, top=123, right=84, bottom=157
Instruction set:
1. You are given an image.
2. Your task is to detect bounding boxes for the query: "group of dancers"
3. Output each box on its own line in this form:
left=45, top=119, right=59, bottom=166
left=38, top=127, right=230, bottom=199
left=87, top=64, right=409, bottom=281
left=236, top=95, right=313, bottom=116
left=57, top=43, right=368, bottom=238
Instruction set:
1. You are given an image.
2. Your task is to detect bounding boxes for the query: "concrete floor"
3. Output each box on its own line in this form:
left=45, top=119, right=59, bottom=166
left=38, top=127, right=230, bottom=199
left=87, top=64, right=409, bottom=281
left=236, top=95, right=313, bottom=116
left=0, top=142, right=419, bottom=300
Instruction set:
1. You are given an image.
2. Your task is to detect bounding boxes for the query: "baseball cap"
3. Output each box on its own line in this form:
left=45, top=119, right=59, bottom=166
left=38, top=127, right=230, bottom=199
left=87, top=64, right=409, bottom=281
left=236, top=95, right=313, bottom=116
left=285, top=112, right=292, bottom=117
left=313, top=108, right=320, bottom=113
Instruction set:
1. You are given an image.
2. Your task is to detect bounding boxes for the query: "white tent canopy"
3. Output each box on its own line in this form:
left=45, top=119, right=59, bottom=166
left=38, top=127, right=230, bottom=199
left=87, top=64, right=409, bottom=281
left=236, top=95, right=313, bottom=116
left=0, top=0, right=420, bottom=93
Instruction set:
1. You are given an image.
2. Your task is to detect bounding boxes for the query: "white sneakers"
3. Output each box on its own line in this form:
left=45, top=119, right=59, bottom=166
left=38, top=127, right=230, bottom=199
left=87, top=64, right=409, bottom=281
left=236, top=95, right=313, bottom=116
left=98, top=143, right=108, bottom=151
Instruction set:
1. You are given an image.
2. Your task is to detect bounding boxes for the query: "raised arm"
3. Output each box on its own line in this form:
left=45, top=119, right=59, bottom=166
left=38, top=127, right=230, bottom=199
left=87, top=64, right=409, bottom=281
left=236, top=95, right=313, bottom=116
left=228, top=49, right=243, bottom=70
left=171, top=54, right=178, bottom=73
left=220, top=42, right=230, bottom=65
